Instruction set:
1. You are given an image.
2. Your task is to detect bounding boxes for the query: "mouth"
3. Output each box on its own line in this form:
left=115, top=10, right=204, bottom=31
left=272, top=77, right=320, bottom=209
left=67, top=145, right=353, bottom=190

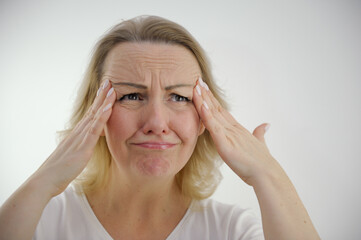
left=132, top=142, right=177, bottom=150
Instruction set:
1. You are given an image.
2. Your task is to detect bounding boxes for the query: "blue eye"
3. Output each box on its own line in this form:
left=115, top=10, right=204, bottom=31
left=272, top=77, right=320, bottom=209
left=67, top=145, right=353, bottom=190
left=119, top=93, right=142, bottom=101
left=170, top=94, right=190, bottom=102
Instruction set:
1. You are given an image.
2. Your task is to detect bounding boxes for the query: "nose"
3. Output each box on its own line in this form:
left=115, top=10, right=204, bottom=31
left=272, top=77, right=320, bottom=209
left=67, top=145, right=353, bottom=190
left=141, top=100, right=170, bottom=135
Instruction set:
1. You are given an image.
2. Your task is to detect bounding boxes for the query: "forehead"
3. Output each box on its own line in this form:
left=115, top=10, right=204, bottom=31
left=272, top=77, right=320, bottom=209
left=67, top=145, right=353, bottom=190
left=102, top=42, right=201, bottom=84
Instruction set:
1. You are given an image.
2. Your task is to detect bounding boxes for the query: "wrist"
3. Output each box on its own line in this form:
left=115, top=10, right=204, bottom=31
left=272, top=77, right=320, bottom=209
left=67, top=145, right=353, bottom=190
left=247, top=157, right=290, bottom=189
left=25, top=172, right=60, bottom=200
left=249, top=159, right=321, bottom=240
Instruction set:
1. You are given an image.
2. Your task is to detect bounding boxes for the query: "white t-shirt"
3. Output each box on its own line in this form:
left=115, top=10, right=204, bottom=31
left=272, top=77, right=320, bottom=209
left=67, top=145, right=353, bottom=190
left=33, top=185, right=264, bottom=240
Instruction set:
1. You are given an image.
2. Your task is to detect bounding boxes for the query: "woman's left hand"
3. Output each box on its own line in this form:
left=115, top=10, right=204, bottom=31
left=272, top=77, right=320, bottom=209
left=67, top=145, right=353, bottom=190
left=192, top=78, right=281, bottom=186
left=193, top=78, right=321, bottom=239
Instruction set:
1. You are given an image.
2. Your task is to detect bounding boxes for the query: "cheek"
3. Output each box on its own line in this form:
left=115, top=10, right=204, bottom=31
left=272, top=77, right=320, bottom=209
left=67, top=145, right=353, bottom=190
left=170, top=107, right=200, bottom=143
left=106, top=104, right=201, bottom=144
left=106, top=106, right=135, bottom=140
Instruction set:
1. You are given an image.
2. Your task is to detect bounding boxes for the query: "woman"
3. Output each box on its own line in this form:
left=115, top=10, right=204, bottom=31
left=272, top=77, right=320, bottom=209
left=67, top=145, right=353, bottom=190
left=0, top=16, right=320, bottom=239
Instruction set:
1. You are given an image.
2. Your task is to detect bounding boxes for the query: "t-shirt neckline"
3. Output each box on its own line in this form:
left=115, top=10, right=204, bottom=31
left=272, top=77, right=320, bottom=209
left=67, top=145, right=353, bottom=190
left=73, top=184, right=194, bottom=240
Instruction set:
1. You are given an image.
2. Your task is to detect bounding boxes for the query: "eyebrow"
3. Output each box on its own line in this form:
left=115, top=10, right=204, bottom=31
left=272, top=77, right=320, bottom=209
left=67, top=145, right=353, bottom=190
left=111, top=82, right=193, bottom=90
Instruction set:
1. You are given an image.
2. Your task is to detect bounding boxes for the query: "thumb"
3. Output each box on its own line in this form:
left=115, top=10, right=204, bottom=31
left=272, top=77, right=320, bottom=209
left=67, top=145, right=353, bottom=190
left=252, top=123, right=270, bottom=144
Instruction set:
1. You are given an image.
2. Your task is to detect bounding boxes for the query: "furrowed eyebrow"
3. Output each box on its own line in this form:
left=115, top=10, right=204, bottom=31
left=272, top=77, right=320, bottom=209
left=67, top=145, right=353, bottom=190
left=165, top=84, right=193, bottom=90
left=111, top=82, right=147, bottom=89
left=111, top=82, right=193, bottom=90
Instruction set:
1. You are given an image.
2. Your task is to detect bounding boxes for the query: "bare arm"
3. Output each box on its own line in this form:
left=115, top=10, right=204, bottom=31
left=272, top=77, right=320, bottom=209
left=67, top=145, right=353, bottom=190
left=252, top=161, right=319, bottom=239
left=192, top=78, right=320, bottom=239
left=0, top=177, right=53, bottom=240
left=0, top=80, right=116, bottom=240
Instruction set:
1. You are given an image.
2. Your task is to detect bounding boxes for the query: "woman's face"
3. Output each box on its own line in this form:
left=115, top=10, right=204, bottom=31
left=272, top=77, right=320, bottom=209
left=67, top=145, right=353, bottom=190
left=102, top=42, right=204, bottom=180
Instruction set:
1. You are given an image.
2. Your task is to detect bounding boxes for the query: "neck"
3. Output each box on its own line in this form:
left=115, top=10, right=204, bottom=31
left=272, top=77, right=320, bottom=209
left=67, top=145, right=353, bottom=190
left=85, top=162, right=191, bottom=222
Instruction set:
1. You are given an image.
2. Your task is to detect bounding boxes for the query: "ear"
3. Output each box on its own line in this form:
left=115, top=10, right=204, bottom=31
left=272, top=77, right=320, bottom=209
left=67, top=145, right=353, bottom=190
left=198, top=120, right=206, bottom=136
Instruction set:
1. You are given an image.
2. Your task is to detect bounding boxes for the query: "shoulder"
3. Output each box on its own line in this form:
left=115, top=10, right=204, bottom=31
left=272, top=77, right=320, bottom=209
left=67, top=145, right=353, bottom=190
left=39, top=184, right=84, bottom=219
left=34, top=185, right=78, bottom=222
left=193, top=198, right=251, bottom=217
left=171, top=198, right=264, bottom=240
left=33, top=184, right=111, bottom=240
left=33, top=185, right=82, bottom=239
left=195, top=199, right=263, bottom=235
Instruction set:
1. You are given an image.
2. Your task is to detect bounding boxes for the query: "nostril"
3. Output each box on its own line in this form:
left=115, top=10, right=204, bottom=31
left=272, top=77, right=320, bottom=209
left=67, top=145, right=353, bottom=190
left=141, top=102, right=170, bottom=135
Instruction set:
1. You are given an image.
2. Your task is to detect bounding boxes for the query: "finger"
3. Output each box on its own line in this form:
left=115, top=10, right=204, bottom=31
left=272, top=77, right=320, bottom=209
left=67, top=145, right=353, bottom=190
left=68, top=79, right=111, bottom=141
left=199, top=82, right=231, bottom=126
left=252, top=123, right=270, bottom=144
left=79, top=86, right=116, bottom=151
left=85, top=79, right=111, bottom=118
left=193, top=79, right=228, bottom=144
left=65, top=81, right=115, bottom=152
left=195, top=78, right=249, bottom=136
left=201, top=82, right=237, bottom=125
left=193, top=78, right=227, bottom=126
left=204, top=80, right=263, bottom=139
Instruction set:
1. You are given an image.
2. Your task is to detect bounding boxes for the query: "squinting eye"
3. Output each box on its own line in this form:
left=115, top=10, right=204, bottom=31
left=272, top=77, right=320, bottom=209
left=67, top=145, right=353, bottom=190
left=118, top=93, right=142, bottom=101
left=170, top=94, right=190, bottom=102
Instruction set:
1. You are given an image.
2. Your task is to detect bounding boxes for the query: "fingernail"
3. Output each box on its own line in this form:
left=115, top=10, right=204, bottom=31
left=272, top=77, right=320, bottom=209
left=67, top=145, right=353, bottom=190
left=196, top=85, right=201, bottom=96
left=204, top=82, right=209, bottom=91
left=203, top=101, right=209, bottom=110
left=103, top=103, right=112, bottom=112
left=199, top=77, right=204, bottom=86
left=102, top=79, right=109, bottom=89
left=265, top=123, right=271, bottom=132
left=106, top=87, right=114, bottom=98
left=199, top=77, right=209, bottom=91
left=96, top=87, right=101, bottom=97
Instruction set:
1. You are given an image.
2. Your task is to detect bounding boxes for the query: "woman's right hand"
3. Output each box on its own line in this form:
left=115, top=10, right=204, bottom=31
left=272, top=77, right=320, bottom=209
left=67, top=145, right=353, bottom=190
left=30, top=79, right=116, bottom=197
left=0, top=79, right=116, bottom=240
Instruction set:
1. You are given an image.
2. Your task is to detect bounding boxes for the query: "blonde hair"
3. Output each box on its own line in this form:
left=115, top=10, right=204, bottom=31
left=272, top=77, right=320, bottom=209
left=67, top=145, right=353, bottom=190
left=59, top=15, right=228, bottom=200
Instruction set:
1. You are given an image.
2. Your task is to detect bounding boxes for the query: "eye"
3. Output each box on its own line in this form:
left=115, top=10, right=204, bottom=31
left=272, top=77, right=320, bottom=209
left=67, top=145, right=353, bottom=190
left=118, top=93, right=143, bottom=101
left=170, top=94, right=190, bottom=102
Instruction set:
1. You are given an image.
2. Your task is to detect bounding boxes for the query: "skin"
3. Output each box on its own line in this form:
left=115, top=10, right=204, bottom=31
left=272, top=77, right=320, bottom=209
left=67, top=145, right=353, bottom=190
left=102, top=42, right=204, bottom=182
left=193, top=79, right=320, bottom=239
left=87, top=42, right=205, bottom=239
left=0, top=42, right=320, bottom=240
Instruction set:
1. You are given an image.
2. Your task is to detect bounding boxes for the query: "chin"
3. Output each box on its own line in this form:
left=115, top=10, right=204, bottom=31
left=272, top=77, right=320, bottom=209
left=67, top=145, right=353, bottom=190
left=135, top=157, right=173, bottom=177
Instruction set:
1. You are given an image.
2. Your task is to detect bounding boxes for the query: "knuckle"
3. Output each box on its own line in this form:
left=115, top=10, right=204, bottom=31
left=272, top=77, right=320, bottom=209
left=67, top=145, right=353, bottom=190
left=87, top=118, right=98, bottom=135
left=88, top=124, right=98, bottom=136
left=84, top=111, right=92, bottom=120
left=87, top=110, right=97, bottom=122
left=87, top=113, right=107, bottom=136
left=86, top=105, right=97, bottom=118
left=213, top=123, right=221, bottom=134
left=97, top=111, right=108, bottom=123
left=90, top=107, right=97, bottom=117
left=217, top=105, right=222, bottom=113
left=210, top=105, right=216, bottom=115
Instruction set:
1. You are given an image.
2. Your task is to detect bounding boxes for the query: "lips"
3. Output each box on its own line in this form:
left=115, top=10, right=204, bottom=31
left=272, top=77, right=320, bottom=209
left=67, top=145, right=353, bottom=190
left=132, top=142, right=177, bottom=150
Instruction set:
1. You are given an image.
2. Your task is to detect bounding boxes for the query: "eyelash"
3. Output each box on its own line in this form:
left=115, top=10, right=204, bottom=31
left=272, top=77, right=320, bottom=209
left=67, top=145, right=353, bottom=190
left=118, top=93, right=190, bottom=102
left=170, top=94, right=190, bottom=102
left=118, top=93, right=143, bottom=101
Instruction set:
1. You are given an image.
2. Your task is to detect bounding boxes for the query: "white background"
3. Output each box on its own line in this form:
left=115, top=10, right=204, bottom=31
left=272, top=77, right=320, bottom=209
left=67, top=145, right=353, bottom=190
left=1, top=0, right=360, bottom=239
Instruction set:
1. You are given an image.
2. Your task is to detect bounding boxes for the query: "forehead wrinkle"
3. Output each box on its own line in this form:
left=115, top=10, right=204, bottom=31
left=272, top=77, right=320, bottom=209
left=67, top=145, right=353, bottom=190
left=104, top=56, right=146, bottom=84
left=158, top=63, right=200, bottom=87
left=122, top=43, right=195, bottom=72
left=104, top=42, right=202, bottom=86
left=129, top=53, right=183, bottom=72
